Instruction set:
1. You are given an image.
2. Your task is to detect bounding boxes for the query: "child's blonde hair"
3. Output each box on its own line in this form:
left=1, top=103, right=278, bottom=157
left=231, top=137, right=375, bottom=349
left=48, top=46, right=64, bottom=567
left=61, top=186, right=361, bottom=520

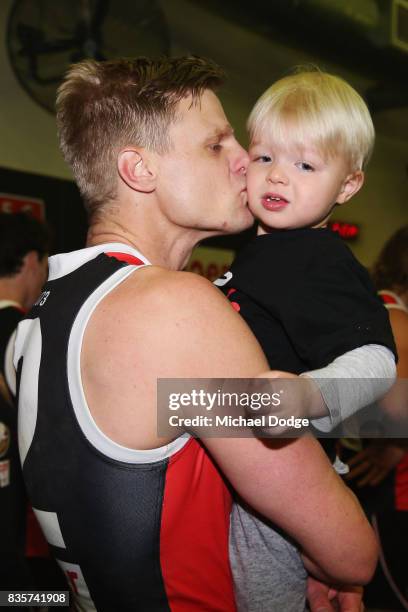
left=248, top=67, right=375, bottom=171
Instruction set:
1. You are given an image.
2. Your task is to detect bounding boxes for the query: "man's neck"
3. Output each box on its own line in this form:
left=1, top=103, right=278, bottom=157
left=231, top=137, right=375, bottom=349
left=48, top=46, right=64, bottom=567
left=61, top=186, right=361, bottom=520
left=87, top=222, right=212, bottom=271
left=0, top=278, right=24, bottom=310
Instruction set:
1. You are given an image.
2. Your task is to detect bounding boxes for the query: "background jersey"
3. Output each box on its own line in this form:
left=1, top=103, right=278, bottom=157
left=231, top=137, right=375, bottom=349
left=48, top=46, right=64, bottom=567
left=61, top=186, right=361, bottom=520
left=0, top=304, right=31, bottom=587
left=378, top=290, right=408, bottom=512
left=15, top=244, right=235, bottom=612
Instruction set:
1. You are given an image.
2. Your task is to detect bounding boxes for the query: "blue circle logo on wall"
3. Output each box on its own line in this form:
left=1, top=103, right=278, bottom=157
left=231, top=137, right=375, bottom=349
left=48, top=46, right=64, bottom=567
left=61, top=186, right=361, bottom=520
left=7, top=0, right=171, bottom=114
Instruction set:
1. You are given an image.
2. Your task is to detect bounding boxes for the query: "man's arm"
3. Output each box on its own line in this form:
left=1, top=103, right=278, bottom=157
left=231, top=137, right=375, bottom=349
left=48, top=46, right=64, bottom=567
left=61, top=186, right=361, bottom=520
left=203, top=434, right=375, bottom=585
left=83, top=268, right=378, bottom=585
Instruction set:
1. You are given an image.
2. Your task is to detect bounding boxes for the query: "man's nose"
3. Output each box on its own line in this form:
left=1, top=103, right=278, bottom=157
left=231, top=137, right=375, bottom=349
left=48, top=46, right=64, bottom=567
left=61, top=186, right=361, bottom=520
left=232, top=143, right=249, bottom=175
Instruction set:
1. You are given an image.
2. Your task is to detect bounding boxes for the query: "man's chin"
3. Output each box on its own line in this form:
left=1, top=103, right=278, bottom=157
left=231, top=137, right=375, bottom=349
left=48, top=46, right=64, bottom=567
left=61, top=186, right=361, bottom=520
left=223, top=210, right=255, bottom=235
left=195, top=210, right=254, bottom=239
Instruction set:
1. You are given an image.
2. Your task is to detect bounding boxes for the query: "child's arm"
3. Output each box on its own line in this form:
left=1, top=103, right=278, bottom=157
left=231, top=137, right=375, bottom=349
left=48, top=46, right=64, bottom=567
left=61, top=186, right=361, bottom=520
left=302, top=343, right=396, bottom=431
left=254, top=344, right=395, bottom=434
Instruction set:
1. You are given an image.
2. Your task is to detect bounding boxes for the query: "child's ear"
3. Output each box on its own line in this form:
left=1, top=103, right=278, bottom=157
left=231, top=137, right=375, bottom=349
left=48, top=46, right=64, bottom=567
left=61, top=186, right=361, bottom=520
left=117, top=148, right=157, bottom=193
left=336, top=170, right=364, bottom=205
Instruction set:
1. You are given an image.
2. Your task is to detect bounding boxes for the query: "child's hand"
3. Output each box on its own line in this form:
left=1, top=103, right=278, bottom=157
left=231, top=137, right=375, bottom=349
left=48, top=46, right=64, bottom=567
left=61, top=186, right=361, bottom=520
left=243, top=373, right=327, bottom=435
left=257, top=369, right=298, bottom=380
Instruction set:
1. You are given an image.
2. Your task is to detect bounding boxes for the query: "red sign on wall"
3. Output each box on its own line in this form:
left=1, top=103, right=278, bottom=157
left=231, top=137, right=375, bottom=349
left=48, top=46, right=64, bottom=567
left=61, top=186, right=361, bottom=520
left=329, top=220, right=360, bottom=240
left=187, top=246, right=235, bottom=281
left=0, top=193, right=45, bottom=220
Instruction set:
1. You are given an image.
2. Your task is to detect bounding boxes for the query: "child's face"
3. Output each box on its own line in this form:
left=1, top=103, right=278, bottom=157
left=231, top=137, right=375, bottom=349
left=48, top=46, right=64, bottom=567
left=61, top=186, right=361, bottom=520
left=247, top=136, right=359, bottom=231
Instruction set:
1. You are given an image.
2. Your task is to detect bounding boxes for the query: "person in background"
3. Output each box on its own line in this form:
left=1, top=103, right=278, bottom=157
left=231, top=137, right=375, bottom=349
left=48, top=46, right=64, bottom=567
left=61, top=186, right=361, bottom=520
left=14, top=56, right=378, bottom=611
left=346, top=225, right=408, bottom=611
left=0, top=212, right=49, bottom=588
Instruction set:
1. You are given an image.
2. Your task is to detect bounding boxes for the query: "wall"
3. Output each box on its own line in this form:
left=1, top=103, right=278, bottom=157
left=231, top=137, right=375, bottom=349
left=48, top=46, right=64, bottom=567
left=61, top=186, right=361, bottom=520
left=0, top=0, right=406, bottom=264
left=0, top=0, right=72, bottom=181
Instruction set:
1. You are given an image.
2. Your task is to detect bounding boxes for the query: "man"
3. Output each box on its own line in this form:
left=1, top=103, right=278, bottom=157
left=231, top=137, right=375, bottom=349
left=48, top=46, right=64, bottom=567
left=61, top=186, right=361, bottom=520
left=15, top=57, right=377, bottom=611
left=0, top=212, right=48, bottom=587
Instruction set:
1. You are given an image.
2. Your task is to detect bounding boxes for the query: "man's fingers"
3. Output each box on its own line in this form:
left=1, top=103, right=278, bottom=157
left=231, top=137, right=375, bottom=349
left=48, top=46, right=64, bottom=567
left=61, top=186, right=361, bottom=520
left=307, top=578, right=336, bottom=612
left=336, top=585, right=364, bottom=611
left=307, top=591, right=336, bottom=612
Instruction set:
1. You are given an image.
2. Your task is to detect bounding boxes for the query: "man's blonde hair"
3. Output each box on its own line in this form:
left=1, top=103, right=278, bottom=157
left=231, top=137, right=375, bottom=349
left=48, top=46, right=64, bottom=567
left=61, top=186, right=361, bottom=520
left=248, top=67, right=375, bottom=171
left=56, top=56, right=225, bottom=218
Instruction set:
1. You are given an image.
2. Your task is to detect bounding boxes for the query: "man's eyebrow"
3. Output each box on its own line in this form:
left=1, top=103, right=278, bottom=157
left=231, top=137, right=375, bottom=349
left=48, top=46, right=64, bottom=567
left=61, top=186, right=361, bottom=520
left=207, top=125, right=234, bottom=140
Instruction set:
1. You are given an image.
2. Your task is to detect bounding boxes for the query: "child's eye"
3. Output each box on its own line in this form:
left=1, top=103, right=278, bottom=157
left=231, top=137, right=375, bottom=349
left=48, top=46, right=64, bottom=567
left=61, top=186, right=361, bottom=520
left=210, top=143, right=222, bottom=152
left=253, top=155, right=272, bottom=163
left=296, top=161, right=314, bottom=172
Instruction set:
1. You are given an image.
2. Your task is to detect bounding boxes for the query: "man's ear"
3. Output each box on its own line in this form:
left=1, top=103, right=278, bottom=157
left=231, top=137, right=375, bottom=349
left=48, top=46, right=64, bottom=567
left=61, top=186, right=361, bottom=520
left=336, top=170, right=364, bottom=205
left=117, top=148, right=157, bottom=193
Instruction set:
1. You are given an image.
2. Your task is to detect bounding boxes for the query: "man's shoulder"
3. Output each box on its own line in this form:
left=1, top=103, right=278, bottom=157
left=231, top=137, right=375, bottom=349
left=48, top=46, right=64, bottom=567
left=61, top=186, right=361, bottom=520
left=85, top=262, right=267, bottom=378
left=91, top=266, right=238, bottom=353
left=120, top=266, right=226, bottom=312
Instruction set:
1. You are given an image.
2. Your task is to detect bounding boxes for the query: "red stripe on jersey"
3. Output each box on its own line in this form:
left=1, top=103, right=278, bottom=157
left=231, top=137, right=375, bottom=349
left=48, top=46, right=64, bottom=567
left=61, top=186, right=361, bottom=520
left=226, top=288, right=241, bottom=312
left=380, top=293, right=398, bottom=305
left=105, top=252, right=145, bottom=266
left=395, top=454, right=408, bottom=511
left=25, top=506, right=49, bottom=557
left=160, top=438, right=236, bottom=611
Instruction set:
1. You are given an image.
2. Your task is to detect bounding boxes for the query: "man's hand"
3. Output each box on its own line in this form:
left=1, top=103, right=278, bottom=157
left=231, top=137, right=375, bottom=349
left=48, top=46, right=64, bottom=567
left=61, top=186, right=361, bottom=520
left=307, top=576, right=364, bottom=612
left=307, top=575, right=337, bottom=611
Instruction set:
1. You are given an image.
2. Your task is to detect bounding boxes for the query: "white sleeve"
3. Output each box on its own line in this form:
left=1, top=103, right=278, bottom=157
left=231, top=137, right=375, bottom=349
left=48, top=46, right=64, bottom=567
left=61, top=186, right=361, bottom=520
left=301, top=344, right=396, bottom=432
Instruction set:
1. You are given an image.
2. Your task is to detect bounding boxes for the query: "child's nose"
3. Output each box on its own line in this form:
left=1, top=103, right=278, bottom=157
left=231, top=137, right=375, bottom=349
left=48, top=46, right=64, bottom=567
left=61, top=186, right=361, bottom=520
left=267, top=163, right=288, bottom=185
